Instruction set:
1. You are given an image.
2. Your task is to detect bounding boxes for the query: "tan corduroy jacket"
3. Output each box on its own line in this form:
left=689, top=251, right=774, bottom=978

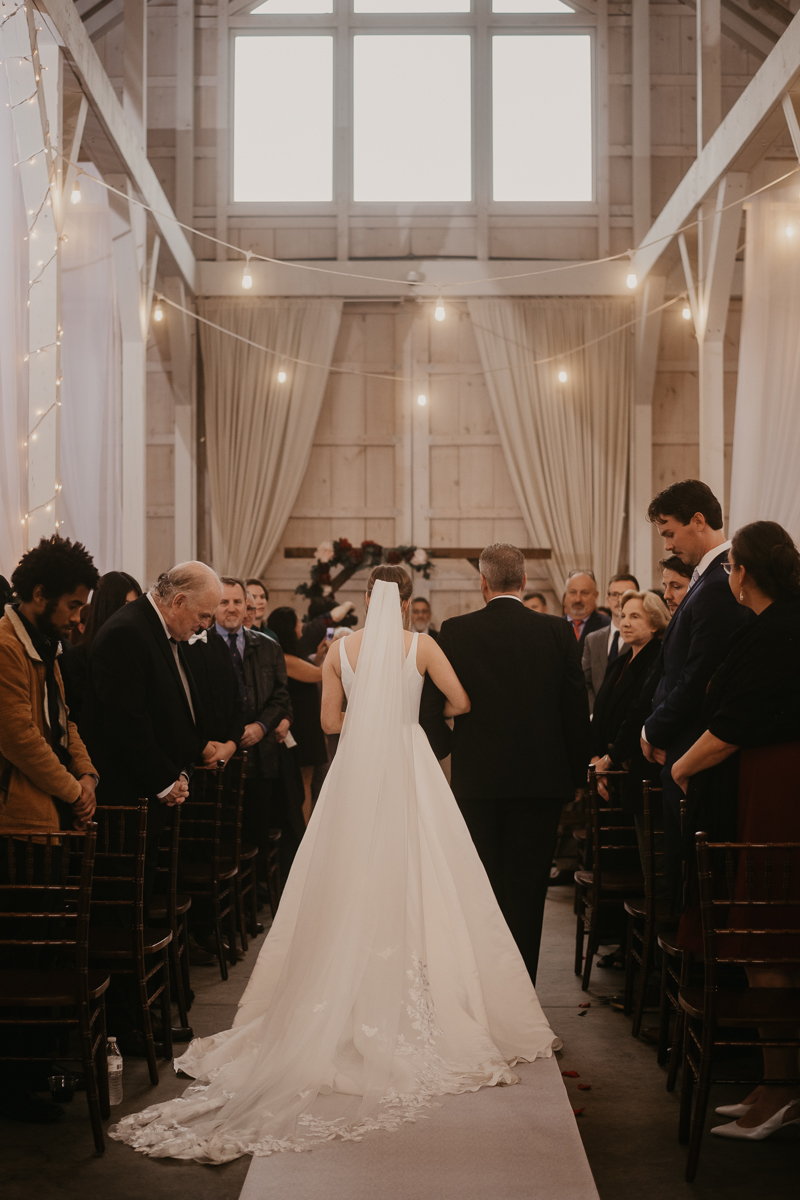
left=0, top=605, right=97, bottom=834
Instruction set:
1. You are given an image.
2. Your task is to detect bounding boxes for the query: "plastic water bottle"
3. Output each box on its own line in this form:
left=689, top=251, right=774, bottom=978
left=107, top=1037, right=123, bottom=1105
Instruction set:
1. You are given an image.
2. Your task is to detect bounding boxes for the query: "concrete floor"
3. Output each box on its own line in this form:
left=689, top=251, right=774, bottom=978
left=2, top=888, right=798, bottom=1200
left=538, top=886, right=799, bottom=1200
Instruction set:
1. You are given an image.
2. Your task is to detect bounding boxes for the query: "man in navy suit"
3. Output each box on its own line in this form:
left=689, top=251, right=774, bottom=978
left=640, top=480, right=750, bottom=903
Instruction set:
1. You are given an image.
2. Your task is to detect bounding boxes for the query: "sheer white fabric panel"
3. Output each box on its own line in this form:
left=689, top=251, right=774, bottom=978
left=198, top=297, right=342, bottom=576
left=0, top=59, right=28, bottom=575
left=730, top=194, right=800, bottom=544
left=59, top=165, right=123, bottom=572
left=468, top=298, right=632, bottom=595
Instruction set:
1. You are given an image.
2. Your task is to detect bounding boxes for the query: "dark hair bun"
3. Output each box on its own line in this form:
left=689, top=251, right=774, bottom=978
left=731, top=521, right=800, bottom=600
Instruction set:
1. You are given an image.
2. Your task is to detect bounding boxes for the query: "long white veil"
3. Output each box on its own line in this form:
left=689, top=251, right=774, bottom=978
left=113, top=580, right=426, bottom=1159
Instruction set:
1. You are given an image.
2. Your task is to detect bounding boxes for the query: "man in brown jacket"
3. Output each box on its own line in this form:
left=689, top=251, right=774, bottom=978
left=0, top=536, right=100, bottom=1124
left=0, top=536, right=100, bottom=836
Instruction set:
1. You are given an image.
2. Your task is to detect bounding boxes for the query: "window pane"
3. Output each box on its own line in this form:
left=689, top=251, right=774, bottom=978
left=233, top=37, right=333, bottom=202
left=493, top=0, right=574, bottom=11
left=353, top=36, right=471, bottom=202
left=250, top=0, right=333, bottom=12
left=355, top=0, right=469, bottom=12
left=492, top=35, right=592, bottom=201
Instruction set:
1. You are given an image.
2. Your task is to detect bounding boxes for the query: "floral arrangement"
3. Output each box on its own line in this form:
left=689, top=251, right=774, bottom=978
left=295, top=539, right=432, bottom=600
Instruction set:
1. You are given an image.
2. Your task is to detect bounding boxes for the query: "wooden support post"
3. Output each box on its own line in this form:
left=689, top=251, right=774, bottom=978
left=215, top=0, right=229, bottom=260
left=175, top=0, right=195, bottom=231
left=123, top=0, right=147, bottom=152
left=630, top=275, right=665, bottom=586
left=596, top=0, right=610, bottom=258
left=697, top=0, right=722, bottom=151
left=109, top=181, right=147, bottom=582
left=631, top=0, right=652, bottom=246
left=679, top=173, right=747, bottom=501
left=163, top=276, right=197, bottom=563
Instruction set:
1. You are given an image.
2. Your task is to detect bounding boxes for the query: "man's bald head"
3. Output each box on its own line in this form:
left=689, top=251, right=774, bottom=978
left=564, top=571, right=599, bottom=621
left=150, top=560, right=222, bottom=640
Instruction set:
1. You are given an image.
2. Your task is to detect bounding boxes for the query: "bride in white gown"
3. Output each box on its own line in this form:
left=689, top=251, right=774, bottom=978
left=110, top=567, right=559, bottom=1163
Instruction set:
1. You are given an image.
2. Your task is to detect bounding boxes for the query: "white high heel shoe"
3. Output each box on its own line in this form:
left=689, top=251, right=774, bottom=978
left=715, top=1101, right=754, bottom=1118
left=711, top=1103, right=800, bottom=1141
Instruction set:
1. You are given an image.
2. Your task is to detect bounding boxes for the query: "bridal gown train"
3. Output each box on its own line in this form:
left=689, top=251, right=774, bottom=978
left=110, top=580, right=559, bottom=1163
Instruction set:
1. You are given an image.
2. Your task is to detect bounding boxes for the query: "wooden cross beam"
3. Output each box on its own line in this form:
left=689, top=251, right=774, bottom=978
left=284, top=546, right=551, bottom=590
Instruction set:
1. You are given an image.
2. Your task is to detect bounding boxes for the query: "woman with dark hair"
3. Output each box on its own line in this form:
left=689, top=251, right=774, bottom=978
left=267, top=605, right=329, bottom=823
left=60, top=570, right=142, bottom=724
left=673, top=521, right=800, bottom=1141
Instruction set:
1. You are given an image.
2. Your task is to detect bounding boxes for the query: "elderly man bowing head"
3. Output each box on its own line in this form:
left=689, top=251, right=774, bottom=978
left=82, top=561, right=223, bottom=901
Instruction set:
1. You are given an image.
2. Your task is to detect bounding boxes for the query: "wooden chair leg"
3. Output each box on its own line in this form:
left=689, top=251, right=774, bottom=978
left=236, top=878, right=249, bottom=953
left=159, top=953, right=173, bottom=1061
left=180, top=917, right=192, bottom=1009
left=685, top=1038, right=714, bottom=1181
left=574, top=905, right=585, bottom=976
left=678, top=1021, right=695, bottom=1145
left=247, top=865, right=259, bottom=937
left=668, top=1003, right=686, bottom=1092
left=657, top=952, right=672, bottom=1066
left=80, top=1006, right=105, bottom=1154
left=170, top=937, right=189, bottom=1029
left=581, top=915, right=597, bottom=991
left=623, top=918, right=637, bottom=1017
left=213, top=914, right=228, bottom=981
left=227, top=896, right=239, bottom=966
left=631, top=919, right=653, bottom=1037
left=97, top=1002, right=111, bottom=1121
left=140, top=995, right=160, bottom=1085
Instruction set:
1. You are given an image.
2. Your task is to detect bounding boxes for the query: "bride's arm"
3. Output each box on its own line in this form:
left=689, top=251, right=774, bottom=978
left=321, top=641, right=345, bottom=734
left=419, top=636, right=470, bottom=718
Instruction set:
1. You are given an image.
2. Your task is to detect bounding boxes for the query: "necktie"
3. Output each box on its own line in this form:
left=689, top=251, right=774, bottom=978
left=688, top=567, right=700, bottom=591
left=168, top=637, right=196, bottom=722
left=228, top=631, right=247, bottom=702
left=608, top=629, right=620, bottom=663
left=572, top=619, right=583, bottom=640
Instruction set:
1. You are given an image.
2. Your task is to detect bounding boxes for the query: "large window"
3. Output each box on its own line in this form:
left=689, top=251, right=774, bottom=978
left=233, top=2, right=592, bottom=206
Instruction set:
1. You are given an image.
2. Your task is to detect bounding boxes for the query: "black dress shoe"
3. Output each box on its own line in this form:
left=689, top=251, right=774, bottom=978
left=0, top=1091, right=64, bottom=1124
left=254, top=922, right=264, bottom=935
left=171, top=1026, right=194, bottom=1043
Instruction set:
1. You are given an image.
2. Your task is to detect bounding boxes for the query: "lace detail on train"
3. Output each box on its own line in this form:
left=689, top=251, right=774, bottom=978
left=109, top=583, right=558, bottom=1164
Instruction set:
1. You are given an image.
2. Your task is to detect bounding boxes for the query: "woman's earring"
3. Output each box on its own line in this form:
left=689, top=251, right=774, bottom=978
left=739, top=590, right=744, bottom=602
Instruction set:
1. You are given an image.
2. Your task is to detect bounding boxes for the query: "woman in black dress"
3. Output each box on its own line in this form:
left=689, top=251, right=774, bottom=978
left=60, top=570, right=142, bottom=727
left=673, top=521, right=800, bottom=1141
left=589, top=589, right=670, bottom=969
left=267, top=606, right=330, bottom=824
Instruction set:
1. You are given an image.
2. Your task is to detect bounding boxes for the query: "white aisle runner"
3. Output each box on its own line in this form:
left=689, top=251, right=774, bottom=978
left=240, top=1056, right=599, bottom=1200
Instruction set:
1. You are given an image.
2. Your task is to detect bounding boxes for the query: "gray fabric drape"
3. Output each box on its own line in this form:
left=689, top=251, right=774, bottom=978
left=468, top=298, right=633, bottom=596
left=198, top=297, right=342, bottom=577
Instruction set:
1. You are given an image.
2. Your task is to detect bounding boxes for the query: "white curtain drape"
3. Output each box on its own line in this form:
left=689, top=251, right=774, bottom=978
left=468, top=298, right=632, bottom=595
left=0, top=57, right=28, bottom=578
left=59, top=164, right=123, bottom=573
left=198, top=297, right=342, bottom=577
left=729, top=192, right=800, bottom=545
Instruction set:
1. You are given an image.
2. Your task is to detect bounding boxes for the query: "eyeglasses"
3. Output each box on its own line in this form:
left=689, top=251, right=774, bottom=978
left=722, top=563, right=733, bottom=575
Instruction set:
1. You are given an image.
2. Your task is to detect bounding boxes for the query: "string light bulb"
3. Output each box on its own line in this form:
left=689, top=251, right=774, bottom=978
left=70, top=178, right=81, bottom=204
left=153, top=301, right=164, bottom=323
left=242, top=253, right=253, bottom=290
left=626, top=272, right=637, bottom=290
left=417, top=393, right=427, bottom=407
left=277, top=370, right=287, bottom=383
left=682, top=306, right=692, bottom=320
left=434, top=295, right=446, bottom=322
left=558, top=370, right=568, bottom=383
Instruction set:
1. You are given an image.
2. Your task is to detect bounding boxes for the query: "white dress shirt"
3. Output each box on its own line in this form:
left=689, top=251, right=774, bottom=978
left=489, top=594, right=523, bottom=604
left=688, top=540, right=732, bottom=590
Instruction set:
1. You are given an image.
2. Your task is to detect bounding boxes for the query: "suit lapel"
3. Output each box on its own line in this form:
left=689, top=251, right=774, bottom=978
left=140, top=597, right=196, bottom=723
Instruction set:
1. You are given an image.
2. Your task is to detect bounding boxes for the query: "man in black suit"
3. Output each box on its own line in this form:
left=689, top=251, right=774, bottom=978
left=421, top=543, right=590, bottom=984
left=563, top=570, right=610, bottom=653
left=82, top=561, right=223, bottom=901
left=201, top=577, right=299, bottom=881
left=641, top=480, right=751, bottom=902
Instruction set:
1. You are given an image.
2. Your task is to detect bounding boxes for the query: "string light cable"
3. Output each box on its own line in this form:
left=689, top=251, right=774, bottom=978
left=155, top=288, right=690, bottom=385
left=53, top=151, right=800, bottom=300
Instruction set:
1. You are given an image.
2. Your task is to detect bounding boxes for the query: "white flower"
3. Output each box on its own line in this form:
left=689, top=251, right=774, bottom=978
left=312, top=1002, right=328, bottom=1013
left=315, top=542, right=335, bottom=563
left=361, top=1025, right=378, bottom=1038
left=410, top=548, right=428, bottom=567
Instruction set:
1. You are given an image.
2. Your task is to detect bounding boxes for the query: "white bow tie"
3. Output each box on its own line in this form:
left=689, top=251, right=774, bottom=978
left=188, top=629, right=208, bottom=645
